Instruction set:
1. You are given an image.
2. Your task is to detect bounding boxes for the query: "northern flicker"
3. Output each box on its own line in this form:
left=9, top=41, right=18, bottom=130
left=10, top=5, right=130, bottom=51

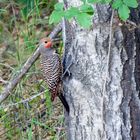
left=39, top=38, right=69, bottom=113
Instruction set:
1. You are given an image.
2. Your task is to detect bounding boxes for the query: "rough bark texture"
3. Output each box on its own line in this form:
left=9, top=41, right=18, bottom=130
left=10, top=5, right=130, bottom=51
left=129, top=4, right=140, bottom=140
left=61, top=0, right=140, bottom=140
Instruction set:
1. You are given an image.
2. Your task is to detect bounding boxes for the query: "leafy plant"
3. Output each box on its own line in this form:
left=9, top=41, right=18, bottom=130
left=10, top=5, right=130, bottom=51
left=112, top=0, right=138, bottom=20
left=49, top=2, right=94, bottom=28
left=49, top=0, right=138, bottom=28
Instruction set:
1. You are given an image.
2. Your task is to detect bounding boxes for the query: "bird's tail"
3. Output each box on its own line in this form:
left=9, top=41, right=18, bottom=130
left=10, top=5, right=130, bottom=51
left=58, top=94, right=70, bottom=113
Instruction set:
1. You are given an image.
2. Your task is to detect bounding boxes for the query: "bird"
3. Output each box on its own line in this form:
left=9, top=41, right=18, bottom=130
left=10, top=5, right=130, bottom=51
left=39, top=37, right=69, bottom=113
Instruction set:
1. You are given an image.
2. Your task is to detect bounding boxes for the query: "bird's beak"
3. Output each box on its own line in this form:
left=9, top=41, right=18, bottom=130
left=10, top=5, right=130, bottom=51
left=45, top=41, right=52, bottom=48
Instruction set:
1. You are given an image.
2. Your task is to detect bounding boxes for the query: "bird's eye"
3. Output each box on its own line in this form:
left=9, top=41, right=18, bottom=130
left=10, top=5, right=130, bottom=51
left=45, top=41, right=47, bottom=43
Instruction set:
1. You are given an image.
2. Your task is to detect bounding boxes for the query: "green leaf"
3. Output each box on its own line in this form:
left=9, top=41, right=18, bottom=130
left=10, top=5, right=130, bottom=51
left=49, top=11, right=64, bottom=24
left=123, top=0, right=138, bottom=8
left=118, top=4, right=130, bottom=21
left=76, top=13, right=92, bottom=28
left=79, top=4, right=94, bottom=15
left=65, top=7, right=80, bottom=19
left=0, top=9, right=7, bottom=13
left=54, top=2, right=64, bottom=11
left=112, top=0, right=123, bottom=9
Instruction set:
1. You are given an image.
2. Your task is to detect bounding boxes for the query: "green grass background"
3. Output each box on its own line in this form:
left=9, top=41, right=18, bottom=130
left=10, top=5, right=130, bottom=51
left=0, top=0, right=66, bottom=139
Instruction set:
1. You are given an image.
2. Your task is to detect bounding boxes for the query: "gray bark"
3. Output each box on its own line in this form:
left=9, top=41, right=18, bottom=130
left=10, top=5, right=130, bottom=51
left=62, top=0, right=140, bottom=140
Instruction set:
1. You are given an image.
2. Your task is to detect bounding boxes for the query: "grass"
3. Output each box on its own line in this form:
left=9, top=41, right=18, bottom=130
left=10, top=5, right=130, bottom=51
left=0, top=0, right=66, bottom=139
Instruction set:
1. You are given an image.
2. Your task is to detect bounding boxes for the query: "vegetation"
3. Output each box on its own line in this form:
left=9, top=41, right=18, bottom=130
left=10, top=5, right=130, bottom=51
left=50, top=0, right=138, bottom=28
left=0, top=0, right=65, bottom=139
left=0, top=0, right=138, bottom=139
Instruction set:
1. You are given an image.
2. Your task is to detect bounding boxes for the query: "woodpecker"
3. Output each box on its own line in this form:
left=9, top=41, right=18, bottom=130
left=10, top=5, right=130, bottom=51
left=39, top=38, right=69, bottom=113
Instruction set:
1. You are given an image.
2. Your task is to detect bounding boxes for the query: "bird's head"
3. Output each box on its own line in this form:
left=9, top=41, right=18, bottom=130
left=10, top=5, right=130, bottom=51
left=39, top=38, right=54, bottom=54
left=39, top=38, right=53, bottom=48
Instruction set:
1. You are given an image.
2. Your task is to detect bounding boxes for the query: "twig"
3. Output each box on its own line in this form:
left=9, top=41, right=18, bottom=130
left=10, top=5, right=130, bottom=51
left=0, top=23, right=62, bottom=103
left=0, top=77, right=8, bottom=84
left=101, top=10, right=114, bottom=138
left=0, top=63, right=14, bottom=70
left=0, top=90, right=47, bottom=109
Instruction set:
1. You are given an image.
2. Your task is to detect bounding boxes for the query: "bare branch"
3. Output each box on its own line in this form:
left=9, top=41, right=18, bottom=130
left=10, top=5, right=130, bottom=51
left=0, top=63, right=14, bottom=70
left=101, top=10, right=114, bottom=138
left=0, top=90, right=47, bottom=109
left=0, top=23, right=62, bottom=103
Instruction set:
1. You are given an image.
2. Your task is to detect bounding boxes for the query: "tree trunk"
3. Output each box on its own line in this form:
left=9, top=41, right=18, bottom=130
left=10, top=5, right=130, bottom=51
left=62, top=1, right=140, bottom=140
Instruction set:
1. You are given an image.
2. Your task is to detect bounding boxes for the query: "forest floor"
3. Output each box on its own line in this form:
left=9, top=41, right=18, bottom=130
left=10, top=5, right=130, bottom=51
left=0, top=0, right=66, bottom=139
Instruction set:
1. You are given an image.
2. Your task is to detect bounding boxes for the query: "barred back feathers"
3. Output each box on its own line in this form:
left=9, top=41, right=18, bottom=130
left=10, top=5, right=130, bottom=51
left=40, top=54, right=62, bottom=101
left=39, top=38, right=69, bottom=113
